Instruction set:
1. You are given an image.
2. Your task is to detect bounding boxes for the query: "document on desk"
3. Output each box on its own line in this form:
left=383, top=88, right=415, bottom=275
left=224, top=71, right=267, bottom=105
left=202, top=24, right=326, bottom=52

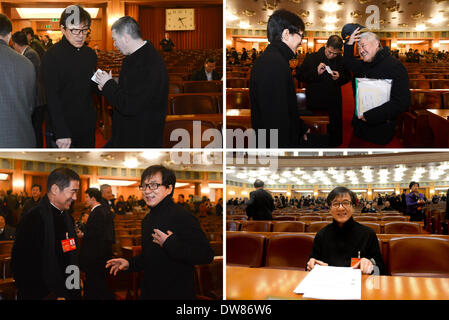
left=355, top=78, right=392, bottom=119
left=294, top=265, right=361, bottom=300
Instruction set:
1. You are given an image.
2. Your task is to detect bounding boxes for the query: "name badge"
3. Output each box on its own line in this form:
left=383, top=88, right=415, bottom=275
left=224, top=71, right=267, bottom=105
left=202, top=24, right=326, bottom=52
left=61, top=238, right=77, bottom=252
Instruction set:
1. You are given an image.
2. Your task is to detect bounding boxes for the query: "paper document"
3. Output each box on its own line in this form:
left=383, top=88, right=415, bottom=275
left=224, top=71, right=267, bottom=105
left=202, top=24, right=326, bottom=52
left=91, top=69, right=104, bottom=84
left=325, top=65, right=333, bottom=74
left=294, top=265, right=361, bottom=300
left=355, top=78, right=392, bottom=118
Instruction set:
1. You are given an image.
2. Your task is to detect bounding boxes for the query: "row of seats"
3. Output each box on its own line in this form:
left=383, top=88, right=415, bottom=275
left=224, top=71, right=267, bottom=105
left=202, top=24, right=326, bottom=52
left=169, top=81, right=222, bottom=94
left=167, top=93, right=222, bottom=114
left=409, top=73, right=449, bottom=79
left=409, top=79, right=449, bottom=89
left=226, top=232, right=449, bottom=277
left=227, top=220, right=421, bottom=234
left=228, top=215, right=410, bottom=222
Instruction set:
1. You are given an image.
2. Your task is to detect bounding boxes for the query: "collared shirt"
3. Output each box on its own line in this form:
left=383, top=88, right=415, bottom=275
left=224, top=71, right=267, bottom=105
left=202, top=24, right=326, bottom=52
left=50, top=202, right=64, bottom=214
left=90, top=203, right=101, bottom=212
left=20, top=46, right=29, bottom=56
left=205, top=70, right=213, bottom=81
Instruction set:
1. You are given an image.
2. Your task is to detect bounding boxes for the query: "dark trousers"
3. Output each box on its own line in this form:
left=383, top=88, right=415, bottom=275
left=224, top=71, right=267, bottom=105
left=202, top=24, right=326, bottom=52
left=32, top=105, right=45, bottom=148
left=83, top=268, right=115, bottom=300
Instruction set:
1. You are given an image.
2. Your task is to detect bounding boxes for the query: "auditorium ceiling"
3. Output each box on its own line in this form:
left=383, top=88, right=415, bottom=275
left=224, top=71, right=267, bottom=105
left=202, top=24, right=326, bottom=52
left=226, top=152, right=449, bottom=186
left=226, top=0, right=449, bottom=32
left=0, top=151, right=222, bottom=172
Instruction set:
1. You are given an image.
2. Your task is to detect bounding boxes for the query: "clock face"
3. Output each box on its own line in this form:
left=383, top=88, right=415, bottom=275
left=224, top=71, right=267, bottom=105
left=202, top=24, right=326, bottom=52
left=166, top=8, right=195, bottom=31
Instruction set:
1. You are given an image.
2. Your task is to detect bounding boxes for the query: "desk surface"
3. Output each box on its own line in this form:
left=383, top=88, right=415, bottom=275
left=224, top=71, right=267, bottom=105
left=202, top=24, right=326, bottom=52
left=226, top=266, right=449, bottom=300
left=427, top=109, right=449, bottom=119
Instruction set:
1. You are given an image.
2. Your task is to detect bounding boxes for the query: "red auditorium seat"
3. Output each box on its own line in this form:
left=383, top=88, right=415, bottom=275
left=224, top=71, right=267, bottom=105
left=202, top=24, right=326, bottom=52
left=272, top=221, right=306, bottom=232
left=240, top=221, right=272, bottom=232
left=226, top=90, right=250, bottom=109
left=169, top=94, right=219, bottom=114
left=226, top=233, right=266, bottom=267
left=226, top=221, right=241, bottom=231
left=227, top=78, right=248, bottom=88
left=307, top=221, right=331, bottom=232
left=384, top=222, right=421, bottom=234
left=264, top=234, right=315, bottom=269
left=183, top=81, right=222, bottom=93
left=169, top=82, right=183, bottom=94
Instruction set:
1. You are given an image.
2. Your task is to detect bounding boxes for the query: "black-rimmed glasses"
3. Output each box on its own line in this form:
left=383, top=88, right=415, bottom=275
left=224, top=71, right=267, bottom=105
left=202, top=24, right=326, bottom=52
left=331, top=200, right=353, bottom=208
left=67, top=28, right=91, bottom=36
left=139, top=183, right=163, bottom=191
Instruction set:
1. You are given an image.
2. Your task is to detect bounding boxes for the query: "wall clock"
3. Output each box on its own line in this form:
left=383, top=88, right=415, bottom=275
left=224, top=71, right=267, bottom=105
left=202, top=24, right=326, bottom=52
left=166, top=8, right=195, bottom=31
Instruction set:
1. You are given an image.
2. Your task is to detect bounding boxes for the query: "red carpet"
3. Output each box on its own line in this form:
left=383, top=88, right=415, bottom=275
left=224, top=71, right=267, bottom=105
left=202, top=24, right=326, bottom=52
left=340, top=82, right=403, bottom=148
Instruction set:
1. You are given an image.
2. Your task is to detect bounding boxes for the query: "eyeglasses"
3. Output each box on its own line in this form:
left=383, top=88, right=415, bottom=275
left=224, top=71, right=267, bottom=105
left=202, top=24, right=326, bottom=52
left=327, top=50, right=341, bottom=56
left=139, top=183, right=163, bottom=191
left=67, top=28, right=91, bottom=36
left=296, top=32, right=304, bottom=39
left=331, top=200, right=353, bottom=208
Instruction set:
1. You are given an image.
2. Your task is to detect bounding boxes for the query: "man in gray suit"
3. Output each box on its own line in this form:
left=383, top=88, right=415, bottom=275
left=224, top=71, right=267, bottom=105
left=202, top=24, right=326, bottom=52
left=12, top=31, right=45, bottom=148
left=0, top=14, right=36, bottom=148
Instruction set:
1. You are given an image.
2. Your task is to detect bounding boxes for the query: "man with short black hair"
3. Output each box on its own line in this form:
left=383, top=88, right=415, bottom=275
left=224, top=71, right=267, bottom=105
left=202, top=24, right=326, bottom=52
left=12, top=168, right=82, bottom=300
left=297, top=35, right=351, bottom=146
left=0, top=14, right=36, bottom=148
left=42, top=4, right=98, bottom=148
left=106, top=165, right=213, bottom=299
left=160, top=32, right=175, bottom=52
left=307, top=186, right=385, bottom=275
left=21, top=27, right=45, bottom=58
left=78, top=188, right=114, bottom=300
left=190, top=58, right=221, bottom=81
left=21, top=184, right=42, bottom=217
left=245, top=179, right=275, bottom=220
left=96, top=16, right=168, bottom=148
left=250, top=9, right=309, bottom=148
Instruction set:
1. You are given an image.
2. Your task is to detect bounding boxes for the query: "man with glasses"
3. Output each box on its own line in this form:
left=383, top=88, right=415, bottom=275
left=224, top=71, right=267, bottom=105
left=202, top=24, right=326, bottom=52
left=12, top=168, right=82, bottom=299
left=250, top=9, right=310, bottom=148
left=306, top=186, right=385, bottom=275
left=106, top=165, right=214, bottom=299
left=297, top=35, right=351, bottom=147
left=344, top=29, right=410, bottom=147
left=42, top=4, right=98, bottom=148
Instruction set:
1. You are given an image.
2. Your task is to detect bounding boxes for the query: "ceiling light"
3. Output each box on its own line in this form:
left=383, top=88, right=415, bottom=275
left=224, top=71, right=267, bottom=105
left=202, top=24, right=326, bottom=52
left=322, top=2, right=340, bottom=12
left=123, top=158, right=138, bottom=168
left=324, top=16, right=338, bottom=24
left=240, top=38, right=268, bottom=42
left=0, top=173, right=8, bottom=180
left=226, top=11, right=239, bottom=21
left=428, top=14, right=445, bottom=24
left=175, top=183, right=189, bottom=188
left=208, top=183, right=223, bottom=189
left=141, top=151, right=161, bottom=160
left=239, top=21, right=251, bottom=29
left=415, top=24, right=427, bottom=31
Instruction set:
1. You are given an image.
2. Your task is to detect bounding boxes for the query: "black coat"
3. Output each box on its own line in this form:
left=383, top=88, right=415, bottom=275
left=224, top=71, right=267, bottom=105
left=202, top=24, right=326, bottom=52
left=102, top=41, right=168, bottom=148
left=79, top=204, right=114, bottom=272
left=297, top=46, right=351, bottom=146
left=309, top=217, right=385, bottom=274
left=11, top=195, right=81, bottom=300
left=190, top=67, right=221, bottom=81
left=41, top=36, right=97, bottom=147
left=0, top=224, right=15, bottom=240
left=245, top=189, right=274, bottom=220
left=100, top=198, right=116, bottom=244
left=127, top=196, right=214, bottom=300
left=250, top=40, right=307, bottom=147
left=343, top=45, right=411, bottom=145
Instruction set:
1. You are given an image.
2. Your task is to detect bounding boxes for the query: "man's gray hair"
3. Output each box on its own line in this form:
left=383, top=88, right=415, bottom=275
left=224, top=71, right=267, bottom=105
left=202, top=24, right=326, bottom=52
left=359, top=32, right=381, bottom=47
left=100, top=184, right=111, bottom=192
left=111, top=16, right=142, bottom=40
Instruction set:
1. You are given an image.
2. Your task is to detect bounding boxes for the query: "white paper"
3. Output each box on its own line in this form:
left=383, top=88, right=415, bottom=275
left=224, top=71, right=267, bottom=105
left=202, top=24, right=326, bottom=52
left=325, top=65, right=333, bottom=74
left=91, top=69, right=104, bottom=84
left=294, top=265, right=361, bottom=300
left=355, top=78, right=392, bottom=118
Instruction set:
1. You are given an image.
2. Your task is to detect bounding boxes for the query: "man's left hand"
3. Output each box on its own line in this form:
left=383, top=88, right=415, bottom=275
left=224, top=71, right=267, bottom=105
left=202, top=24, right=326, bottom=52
left=96, top=70, right=113, bottom=91
left=352, top=258, right=374, bottom=274
left=359, top=114, right=367, bottom=121
left=152, top=229, right=173, bottom=247
left=331, top=70, right=340, bottom=81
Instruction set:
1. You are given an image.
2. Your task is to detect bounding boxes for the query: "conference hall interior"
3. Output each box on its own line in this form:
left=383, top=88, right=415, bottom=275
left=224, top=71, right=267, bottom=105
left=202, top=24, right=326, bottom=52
left=0, top=151, right=223, bottom=300
left=0, top=0, right=223, bottom=148
left=225, top=0, right=449, bottom=148
left=226, top=151, right=449, bottom=300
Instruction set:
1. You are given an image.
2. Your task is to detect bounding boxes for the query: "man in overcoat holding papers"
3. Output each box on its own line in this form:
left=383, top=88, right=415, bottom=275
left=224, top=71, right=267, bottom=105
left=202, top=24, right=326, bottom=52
left=343, top=28, right=410, bottom=146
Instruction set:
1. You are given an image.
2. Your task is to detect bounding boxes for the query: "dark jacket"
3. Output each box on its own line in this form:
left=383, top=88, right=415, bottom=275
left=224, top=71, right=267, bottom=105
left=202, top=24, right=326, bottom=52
left=102, top=41, right=168, bottom=148
left=127, top=196, right=214, bottom=300
left=343, top=45, right=411, bottom=145
left=11, top=195, right=81, bottom=300
left=100, top=198, right=116, bottom=244
left=309, top=217, right=385, bottom=274
left=250, top=40, right=307, bottom=147
left=190, top=67, right=221, bottom=81
left=23, top=46, right=45, bottom=107
left=21, top=197, right=41, bottom=217
left=41, top=36, right=97, bottom=147
left=79, top=204, right=114, bottom=271
left=0, top=224, right=15, bottom=240
left=29, top=38, right=45, bottom=58
left=160, top=38, right=175, bottom=52
left=245, top=188, right=275, bottom=220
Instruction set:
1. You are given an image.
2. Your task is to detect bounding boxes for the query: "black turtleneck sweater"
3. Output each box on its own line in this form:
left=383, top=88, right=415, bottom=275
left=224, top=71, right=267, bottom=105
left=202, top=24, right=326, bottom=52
left=250, top=40, right=307, bottom=148
left=343, top=44, right=410, bottom=145
left=41, top=36, right=97, bottom=147
left=309, top=217, right=385, bottom=274
left=127, top=196, right=214, bottom=300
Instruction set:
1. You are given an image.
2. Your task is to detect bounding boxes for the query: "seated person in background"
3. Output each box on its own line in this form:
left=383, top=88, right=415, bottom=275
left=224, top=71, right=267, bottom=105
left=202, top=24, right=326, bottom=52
left=381, top=201, right=394, bottom=211
left=361, top=202, right=377, bottom=213
left=0, top=215, right=15, bottom=240
left=115, top=195, right=127, bottom=215
left=370, top=202, right=379, bottom=213
left=306, top=186, right=385, bottom=275
left=190, top=57, right=221, bottom=81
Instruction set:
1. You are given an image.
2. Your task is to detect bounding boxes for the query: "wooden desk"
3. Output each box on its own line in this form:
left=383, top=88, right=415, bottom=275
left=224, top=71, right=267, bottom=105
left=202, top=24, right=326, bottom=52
left=427, top=109, right=449, bottom=147
left=226, top=109, right=329, bottom=134
left=226, top=266, right=449, bottom=300
left=166, top=114, right=223, bottom=128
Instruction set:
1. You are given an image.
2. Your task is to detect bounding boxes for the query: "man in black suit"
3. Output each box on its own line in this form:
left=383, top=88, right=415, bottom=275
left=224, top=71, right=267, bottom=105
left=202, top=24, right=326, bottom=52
left=0, top=215, right=15, bottom=240
left=78, top=188, right=114, bottom=300
left=12, top=31, right=45, bottom=148
left=21, top=183, right=42, bottom=217
left=96, top=16, right=168, bottom=147
left=245, top=179, right=274, bottom=220
left=190, top=57, right=221, bottom=81
left=100, top=184, right=116, bottom=244
left=11, top=167, right=81, bottom=300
